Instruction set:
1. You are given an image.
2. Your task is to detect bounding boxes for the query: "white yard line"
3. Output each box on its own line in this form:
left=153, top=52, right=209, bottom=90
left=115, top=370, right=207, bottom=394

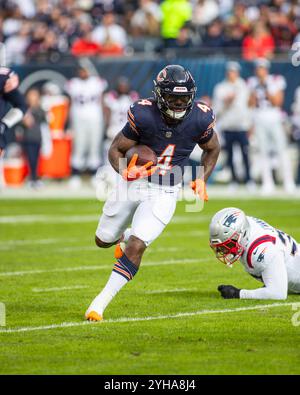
left=145, top=288, right=196, bottom=294
left=0, top=237, right=87, bottom=250
left=0, top=214, right=98, bottom=224
left=32, top=285, right=89, bottom=293
left=0, top=258, right=206, bottom=277
left=0, top=302, right=295, bottom=334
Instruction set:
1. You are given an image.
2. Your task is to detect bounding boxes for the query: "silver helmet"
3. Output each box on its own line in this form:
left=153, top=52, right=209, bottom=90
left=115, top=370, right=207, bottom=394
left=209, top=207, right=249, bottom=266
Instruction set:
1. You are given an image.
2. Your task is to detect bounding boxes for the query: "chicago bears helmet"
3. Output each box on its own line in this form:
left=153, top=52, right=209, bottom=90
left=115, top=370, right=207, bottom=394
left=153, top=65, right=197, bottom=120
left=209, top=208, right=250, bottom=266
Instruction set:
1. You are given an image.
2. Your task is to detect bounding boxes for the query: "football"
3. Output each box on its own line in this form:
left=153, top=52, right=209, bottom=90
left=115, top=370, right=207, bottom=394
left=125, top=145, right=158, bottom=166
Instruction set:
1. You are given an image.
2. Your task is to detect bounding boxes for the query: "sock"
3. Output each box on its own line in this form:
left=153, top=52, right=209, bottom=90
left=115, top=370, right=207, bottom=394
left=86, top=254, right=138, bottom=316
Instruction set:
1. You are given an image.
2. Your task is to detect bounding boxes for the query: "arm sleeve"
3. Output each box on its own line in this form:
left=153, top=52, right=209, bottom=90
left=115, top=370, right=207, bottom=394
left=240, top=249, right=288, bottom=300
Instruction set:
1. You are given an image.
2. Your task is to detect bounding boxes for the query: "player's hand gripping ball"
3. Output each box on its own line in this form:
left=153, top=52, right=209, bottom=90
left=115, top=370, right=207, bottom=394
left=123, top=145, right=158, bottom=181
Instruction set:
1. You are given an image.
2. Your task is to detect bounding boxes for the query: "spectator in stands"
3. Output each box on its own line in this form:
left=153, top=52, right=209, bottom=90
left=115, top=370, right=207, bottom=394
left=38, top=30, right=61, bottom=62
left=71, top=21, right=102, bottom=56
left=291, top=86, right=300, bottom=185
left=173, top=25, right=194, bottom=49
left=248, top=58, right=295, bottom=194
left=213, top=61, right=252, bottom=189
left=54, top=13, right=77, bottom=54
left=92, top=11, right=127, bottom=55
left=65, top=67, right=108, bottom=189
left=201, top=18, right=226, bottom=49
left=268, top=9, right=298, bottom=50
left=223, top=24, right=244, bottom=52
left=223, top=2, right=250, bottom=52
left=19, top=89, right=45, bottom=188
left=2, top=4, right=23, bottom=38
left=25, top=22, right=48, bottom=58
left=160, top=0, right=192, bottom=48
left=242, top=20, right=275, bottom=60
left=226, top=2, right=251, bottom=35
left=1, top=0, right=299, bottom=62
left=130, top=0, right=161, bottom=37
left=4, top=21, right=31, bottom=65
left=192, top=0, right=219, bottom=28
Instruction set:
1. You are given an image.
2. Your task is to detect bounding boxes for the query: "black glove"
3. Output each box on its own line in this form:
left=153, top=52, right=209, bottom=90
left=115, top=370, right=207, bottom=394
left=218, top=284, right=241, bottom=299
left=0, top=121, right=8, bottom=135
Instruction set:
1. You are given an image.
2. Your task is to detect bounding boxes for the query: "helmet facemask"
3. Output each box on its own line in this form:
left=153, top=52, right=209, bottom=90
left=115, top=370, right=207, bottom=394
left=210, top=232, right=245, bottom=267
left=154, top=84, right=195, bottom=120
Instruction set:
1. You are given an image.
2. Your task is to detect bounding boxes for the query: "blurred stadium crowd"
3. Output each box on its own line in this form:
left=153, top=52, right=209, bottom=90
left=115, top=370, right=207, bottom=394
left=0, top=0, right=300, bottom=63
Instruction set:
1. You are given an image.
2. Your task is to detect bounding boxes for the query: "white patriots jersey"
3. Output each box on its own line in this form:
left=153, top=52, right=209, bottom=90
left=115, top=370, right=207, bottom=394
left=104, top=91, right=139, bottom=140
left=239, top=216, right=300, bottom=293
left=66, top=76, right=108, bottom=117
left=248, top=75, right=286, bottom=109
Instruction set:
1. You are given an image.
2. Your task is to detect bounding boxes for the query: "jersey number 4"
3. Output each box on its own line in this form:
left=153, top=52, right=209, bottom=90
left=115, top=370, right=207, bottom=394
left=157, top=144, right=175, bottom=176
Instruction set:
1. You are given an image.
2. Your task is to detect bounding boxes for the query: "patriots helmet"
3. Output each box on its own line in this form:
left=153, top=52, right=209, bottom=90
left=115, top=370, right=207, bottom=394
left=209, top=207, right=250, bottom=266
left=153, top=64, right=197, bottom=120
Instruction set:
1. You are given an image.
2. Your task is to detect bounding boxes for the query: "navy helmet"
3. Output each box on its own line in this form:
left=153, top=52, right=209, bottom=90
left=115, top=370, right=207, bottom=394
left=153, top=65, right=197, bottom=120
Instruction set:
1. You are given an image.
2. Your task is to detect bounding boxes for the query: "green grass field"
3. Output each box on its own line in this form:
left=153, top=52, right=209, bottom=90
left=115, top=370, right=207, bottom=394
left=0, top=198, right=300, bottom=375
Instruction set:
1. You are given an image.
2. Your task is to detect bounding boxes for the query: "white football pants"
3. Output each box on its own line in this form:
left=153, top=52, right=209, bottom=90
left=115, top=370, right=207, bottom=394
left=96, top=177, right=180, bottom=246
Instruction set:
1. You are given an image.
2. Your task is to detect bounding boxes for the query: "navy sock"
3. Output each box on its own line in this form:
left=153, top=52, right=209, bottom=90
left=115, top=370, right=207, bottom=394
left=113, top=253, right=138, bottom=281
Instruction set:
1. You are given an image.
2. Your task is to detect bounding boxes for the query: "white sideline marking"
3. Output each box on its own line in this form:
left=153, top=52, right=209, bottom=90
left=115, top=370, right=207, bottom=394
left=0, top=302, right=295, bottom=334
left=0, top=258, right=205, bottom=277
left=32, top=285, right=89, bottom=293
left=0, top=237, right=87, bottom=250
left=0, top=214, right=97, bottom=224
left=145, top=288, right=196, bottom=294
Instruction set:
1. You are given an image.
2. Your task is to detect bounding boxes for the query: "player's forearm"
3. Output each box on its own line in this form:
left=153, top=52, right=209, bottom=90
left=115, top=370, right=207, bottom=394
left=200, top=146, right=220, bottom=182
left=108, top=145, right=126, bottom=174
left=240, top=287, right=287, bottom=300
left=198, top=132, right=220, bottom=182
left=108, top=132, right=137, bottom=174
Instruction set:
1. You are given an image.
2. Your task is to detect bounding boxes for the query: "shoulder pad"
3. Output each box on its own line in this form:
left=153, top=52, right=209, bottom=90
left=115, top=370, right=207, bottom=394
left=195, top=101, right=216, bottom=131
left=246, top=235, right=276, bottom=271
left=127, top=98, right=155, bottom=134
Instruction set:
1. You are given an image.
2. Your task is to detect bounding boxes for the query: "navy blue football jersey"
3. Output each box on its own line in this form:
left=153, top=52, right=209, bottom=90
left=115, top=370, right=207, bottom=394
left=121, top=98, right=216, bottom=185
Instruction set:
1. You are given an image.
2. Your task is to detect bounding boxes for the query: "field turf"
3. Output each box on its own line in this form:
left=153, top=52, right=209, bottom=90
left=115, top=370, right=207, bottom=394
left=0, top=198, right=300, bottom=375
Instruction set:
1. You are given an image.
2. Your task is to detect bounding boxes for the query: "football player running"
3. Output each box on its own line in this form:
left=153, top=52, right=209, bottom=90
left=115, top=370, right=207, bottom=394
left=86, top=65, right=220, bottom=321
left=0, top=67, right=27, bottom=156
left=210, top=207, right=300, bottom=300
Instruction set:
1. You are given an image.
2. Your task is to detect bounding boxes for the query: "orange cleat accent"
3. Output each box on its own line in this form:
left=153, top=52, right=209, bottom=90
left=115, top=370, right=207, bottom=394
left=86, top=311, right=103, bottom=322
left=114, top=243, right=124, bottom=259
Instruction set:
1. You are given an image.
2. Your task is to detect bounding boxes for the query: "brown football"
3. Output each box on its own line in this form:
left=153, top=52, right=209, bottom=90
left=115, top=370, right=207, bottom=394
left=125, top=145, right=158, bottom=166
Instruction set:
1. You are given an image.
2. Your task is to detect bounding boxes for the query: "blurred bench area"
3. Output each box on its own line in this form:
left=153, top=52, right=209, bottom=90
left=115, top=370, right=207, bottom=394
left=1, top=0, right=300, bottom=195
left=0, top=56, right=299, bottom=194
